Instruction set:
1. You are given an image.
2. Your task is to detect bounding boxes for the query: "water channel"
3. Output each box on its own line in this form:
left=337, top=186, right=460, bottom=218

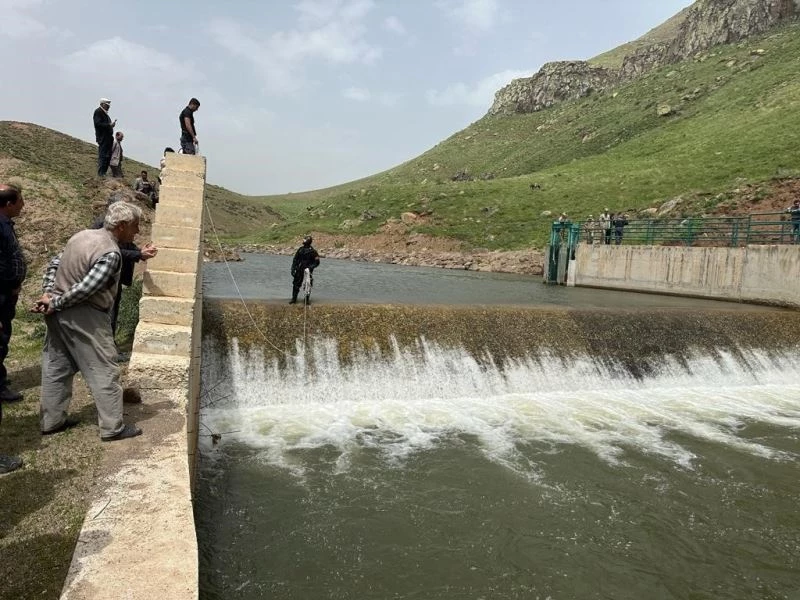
left=195, top=254, right=800, bottom=599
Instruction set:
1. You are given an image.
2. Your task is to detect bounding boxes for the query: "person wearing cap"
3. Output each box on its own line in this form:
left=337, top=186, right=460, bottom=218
left=34, top=202, right=144, bottom=441
left=93, top=98, right=116, bottom=176
left=289, top=235, right=320, bottom=304
left=599, top=208, right=612, bottom=245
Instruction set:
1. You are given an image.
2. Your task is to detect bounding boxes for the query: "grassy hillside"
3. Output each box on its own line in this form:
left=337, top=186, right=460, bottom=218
left=241, top=22, right=800, bottom=251
left=0, top=121, right=281, bottom=240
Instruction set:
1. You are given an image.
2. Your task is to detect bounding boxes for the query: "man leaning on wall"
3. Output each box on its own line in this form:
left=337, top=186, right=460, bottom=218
left=34, top=202, right=143, bottom=441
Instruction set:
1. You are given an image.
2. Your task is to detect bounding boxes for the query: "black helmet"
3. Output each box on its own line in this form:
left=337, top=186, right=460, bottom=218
left=303, top=235, right=313, bottom=246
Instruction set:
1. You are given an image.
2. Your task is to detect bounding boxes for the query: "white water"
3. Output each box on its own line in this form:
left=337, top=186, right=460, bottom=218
left=200, top=336, right=800, bottom=474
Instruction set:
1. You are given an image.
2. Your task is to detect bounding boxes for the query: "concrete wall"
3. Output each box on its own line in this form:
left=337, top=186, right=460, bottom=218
left=61, top=153, right=205, bottom=600
left=574, top=244, right=800, bottom=308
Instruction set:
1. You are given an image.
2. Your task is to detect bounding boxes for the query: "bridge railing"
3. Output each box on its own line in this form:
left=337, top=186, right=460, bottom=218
left=564, top=212, right=799, bottom=248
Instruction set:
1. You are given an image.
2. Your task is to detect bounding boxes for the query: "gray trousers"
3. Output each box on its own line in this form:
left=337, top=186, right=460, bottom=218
left=40, top=304, right=124, bottom=438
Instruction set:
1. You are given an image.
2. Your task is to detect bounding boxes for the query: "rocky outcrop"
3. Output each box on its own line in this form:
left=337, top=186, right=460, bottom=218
left=490, top=0, right=799, bottom=115
left=489, top=61, right=615, bottom=115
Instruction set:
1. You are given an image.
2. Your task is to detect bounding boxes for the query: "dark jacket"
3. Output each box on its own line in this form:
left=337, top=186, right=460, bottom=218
left=0, top=214, right=26, bottom=293
left=291, top=245, right=320, bottom=277
left=93, top=107, right=113, bottom=145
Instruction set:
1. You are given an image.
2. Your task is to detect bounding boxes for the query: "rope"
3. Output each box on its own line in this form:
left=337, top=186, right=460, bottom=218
left=202, top=199, right=291, bottom=357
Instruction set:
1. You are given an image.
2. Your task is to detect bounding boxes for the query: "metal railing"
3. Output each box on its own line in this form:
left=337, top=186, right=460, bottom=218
left=562, top=212, right=800, bottom=248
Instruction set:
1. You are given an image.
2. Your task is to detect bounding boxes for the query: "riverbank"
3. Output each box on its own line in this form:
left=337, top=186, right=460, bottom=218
left=206, top=226, right=545, bottom=275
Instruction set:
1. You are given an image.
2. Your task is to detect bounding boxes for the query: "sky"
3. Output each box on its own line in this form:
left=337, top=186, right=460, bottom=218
left=0, top=0, right=693, bottom=195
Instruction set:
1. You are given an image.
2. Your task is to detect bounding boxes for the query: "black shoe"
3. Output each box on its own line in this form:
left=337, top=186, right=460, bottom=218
left=289, top=299, right=297, bottom=304
left=0, top=387, right=22, bottom=403
left=42, top=417, right=80, bottom=435
left=0, top=454, right=22, bottom=475
left=101, top=423, right=142, bottom=442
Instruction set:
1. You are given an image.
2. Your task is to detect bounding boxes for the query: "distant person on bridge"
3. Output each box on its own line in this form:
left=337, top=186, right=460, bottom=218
left=613, top=213, right=629, bottom=245
left=599, top=208, right=612, bottom=245
left=289, top=236, right=320, bottom=304
left=179, top=98, right=200, bottom=155
left=787, top=200, right=800, bottom=243
left=93, top=98, right=116, bottom=176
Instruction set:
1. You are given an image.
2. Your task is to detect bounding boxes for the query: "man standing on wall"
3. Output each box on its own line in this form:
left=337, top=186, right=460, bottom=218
left=110, top=131, right=125, bottom=178
left=179, top=98, right=200, bottom=155
left=93, top=98, right=116, bottom=177
left=0, top=185, right=26, bottom=403
left=35, top=202, right=143, bottom=441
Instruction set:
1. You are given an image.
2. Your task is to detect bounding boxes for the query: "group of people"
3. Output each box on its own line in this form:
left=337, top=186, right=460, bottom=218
left=0, top=182, right=158, bottom=475
left=558, top=210, right=630, bottom=245
left=93, top=97, right=200, bottom=179
left=576, top=210, right=629, bottom=245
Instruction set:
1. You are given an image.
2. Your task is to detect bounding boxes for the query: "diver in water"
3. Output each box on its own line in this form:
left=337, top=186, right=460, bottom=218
left=290, top=235, right=320, bottom=304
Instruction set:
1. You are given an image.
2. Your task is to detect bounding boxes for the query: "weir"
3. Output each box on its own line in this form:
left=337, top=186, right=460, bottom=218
left=196, top=301, right=800, bottom=598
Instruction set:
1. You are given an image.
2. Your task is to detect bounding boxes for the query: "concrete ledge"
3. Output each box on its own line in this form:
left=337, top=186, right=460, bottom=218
left=160, top=171, right=206, bottom=189
left=574, top=244, right=800, bottom=308
left=159, top=187, right=207, bottom=209
left=151, top=224, right=202, bottom=251
left=128, top=353, right=192, bottom=391
left=132, top=322, right=193, bottom=357
left=61, top=391, right=197, bottom=600
left=153, top=203, right=204, bottom=230
left=144, top=270, right=199, bottom=299
left=149, top=248, right=201, bottom=274
left=139, top=296, right=196, bottom=327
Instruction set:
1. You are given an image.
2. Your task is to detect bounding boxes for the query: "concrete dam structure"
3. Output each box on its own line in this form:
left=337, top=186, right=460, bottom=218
left=57, top=152, right=800, bottom=598
left=196, top=299, right=800, bottom=598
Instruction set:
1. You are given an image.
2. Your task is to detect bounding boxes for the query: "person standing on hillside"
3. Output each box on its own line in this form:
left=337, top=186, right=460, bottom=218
left=599, top=208, right=612, bottom=245
left=290, top=236, right=320, bottom=304
left=34, top=201, right=143, bottom=441
left=179, top=98, right=200, bottom=155
left=109, top=131, right=125, bottom=178
left=0, top=185, right=27, bottom=403
left=93, top=98, right=116, bottom=177
left=786, top=199, right=800, bottom=243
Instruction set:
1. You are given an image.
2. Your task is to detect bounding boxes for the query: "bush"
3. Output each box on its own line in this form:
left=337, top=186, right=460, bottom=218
left=115, top=278, right=142, bottom=347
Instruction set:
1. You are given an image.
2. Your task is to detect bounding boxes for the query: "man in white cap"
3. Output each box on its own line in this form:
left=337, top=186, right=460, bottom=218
left=93, top=98, right=116, bottom=177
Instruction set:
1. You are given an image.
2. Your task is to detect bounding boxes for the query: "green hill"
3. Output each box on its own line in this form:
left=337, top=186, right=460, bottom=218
left=2, top=23, right=800, bottom=255
left=0, top=121, right=282, bottom=241
left=240, top=22, right=800, bottom=251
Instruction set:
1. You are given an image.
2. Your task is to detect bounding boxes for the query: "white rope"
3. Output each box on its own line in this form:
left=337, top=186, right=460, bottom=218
left=202, top=199, right=291, bottom=357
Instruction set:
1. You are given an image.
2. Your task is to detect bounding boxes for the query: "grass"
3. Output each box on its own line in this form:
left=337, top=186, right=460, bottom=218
left=227, top=23, right=800, bottom=251
left=0, top=277, right=146, bottom=600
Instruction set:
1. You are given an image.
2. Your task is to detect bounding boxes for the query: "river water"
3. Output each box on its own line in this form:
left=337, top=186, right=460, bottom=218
left=196, top=255, right=800, bottom=599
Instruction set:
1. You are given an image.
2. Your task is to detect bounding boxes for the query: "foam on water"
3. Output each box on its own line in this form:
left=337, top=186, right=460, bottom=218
left=200, top=336, right=800, bottom=474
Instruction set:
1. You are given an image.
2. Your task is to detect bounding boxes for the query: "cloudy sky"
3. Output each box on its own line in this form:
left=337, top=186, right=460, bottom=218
left=1, top=0, right=692, bottom=195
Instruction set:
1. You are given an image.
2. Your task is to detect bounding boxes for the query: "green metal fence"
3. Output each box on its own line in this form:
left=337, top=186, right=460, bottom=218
left=564, top=212, right=800, bottom=248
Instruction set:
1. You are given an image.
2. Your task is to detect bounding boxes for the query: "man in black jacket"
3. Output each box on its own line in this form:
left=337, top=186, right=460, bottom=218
left=93, top=98, right=116, bottom=176
left=290, top=236, right=320, bottom=304
left=0, top=185, right=26, bottom=402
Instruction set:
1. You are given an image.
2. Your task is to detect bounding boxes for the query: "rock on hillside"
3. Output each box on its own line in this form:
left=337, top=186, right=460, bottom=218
left=490, top=0, right=798, bottom=115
